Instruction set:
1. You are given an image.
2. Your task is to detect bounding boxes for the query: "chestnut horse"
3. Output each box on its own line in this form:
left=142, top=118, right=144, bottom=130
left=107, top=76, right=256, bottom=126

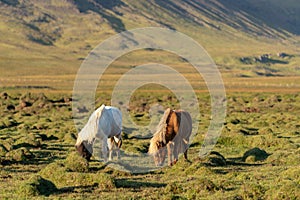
left=148, top=108, right=192, bottom=166
left=75, top=104, right=122, bottom=162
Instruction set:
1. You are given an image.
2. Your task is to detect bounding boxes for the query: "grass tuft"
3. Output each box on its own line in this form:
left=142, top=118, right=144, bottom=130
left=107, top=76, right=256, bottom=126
left=65, top=151, right=89, bottom=173
left=17, top=175, right=57, bottom=197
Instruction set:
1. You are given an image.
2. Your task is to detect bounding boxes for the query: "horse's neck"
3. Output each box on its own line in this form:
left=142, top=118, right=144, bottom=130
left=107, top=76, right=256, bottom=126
left=79, top=110, right=101, bottom=143
left=164, top=112, right=179, bottom=143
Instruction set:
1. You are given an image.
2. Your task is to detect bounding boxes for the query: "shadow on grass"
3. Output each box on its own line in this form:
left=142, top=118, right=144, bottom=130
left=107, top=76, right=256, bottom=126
left=225, top=158, right=265, bottom=166
left=207, top=158, right=265, bottom=175
left=1, top=143, right=70, bottom=168
left=115, top=178, right=166, bottom=189
left=58, top=183, right=99, bottom=194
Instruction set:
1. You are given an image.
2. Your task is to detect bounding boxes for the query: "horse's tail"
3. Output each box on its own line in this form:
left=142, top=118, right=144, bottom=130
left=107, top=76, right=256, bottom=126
left=95, top=104, right=106, bottom=122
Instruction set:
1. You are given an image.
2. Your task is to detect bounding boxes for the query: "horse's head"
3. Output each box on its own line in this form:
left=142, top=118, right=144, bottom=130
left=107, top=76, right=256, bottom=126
left=75, top=141, right=93, bottom=161
left=149, top=141, right=167, bottom=166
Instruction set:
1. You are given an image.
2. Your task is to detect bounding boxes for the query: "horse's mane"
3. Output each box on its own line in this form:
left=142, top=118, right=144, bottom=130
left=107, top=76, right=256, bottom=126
left=148, top=108, right=172, bottom=154
left=76, top=104, right=105, bottom=146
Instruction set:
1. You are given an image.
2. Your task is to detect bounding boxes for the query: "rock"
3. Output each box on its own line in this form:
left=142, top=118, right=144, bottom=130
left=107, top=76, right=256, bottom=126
left=6, top=104, right=15, bottom=111
left=19, top=100, right=32, bottom=108
left=0, top=92, right=9, bottom=99
left=277, top=52, right=289, bottom=58
left=63, top=97, right=72, bottom=103
left=76, top=106, right=88, bottom=113
left=239, top=127, right=259, bottom=135
left=230, top=118, right=240, bottom=124
left=256, top=54, right=271, bottom=63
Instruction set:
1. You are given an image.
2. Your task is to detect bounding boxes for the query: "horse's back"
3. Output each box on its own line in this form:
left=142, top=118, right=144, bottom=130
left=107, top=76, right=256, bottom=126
left=105, top=106, right=122, bottom=127
left=98, top=106, right=122, bottom=138
left=175, top=110, right=192, bottom=138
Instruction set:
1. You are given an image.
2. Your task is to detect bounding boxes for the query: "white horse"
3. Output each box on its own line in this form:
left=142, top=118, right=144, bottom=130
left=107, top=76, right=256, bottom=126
left=75, top=104, right=122, bottom=162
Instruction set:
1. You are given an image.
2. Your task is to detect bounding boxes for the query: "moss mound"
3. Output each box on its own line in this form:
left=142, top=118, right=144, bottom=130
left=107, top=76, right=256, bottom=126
left=245, top=155, right=256, bottom=163
left=39, top=161, right=66, bottom=185
left=94, top=172, right=116, bottom=190
left=63, top=132, right=77, bottom=144
left=65, top=151, right=89, bottom=172
left=39, top=160, right=115, bottom=189
left=165, top=182, right=183, bottom=194
left=5, top=147, right=33, bottom=162
left=14, top=134, right=41, bottom=148
left=2, top=117, right=18, bottom=128
left=196, top=178, right=219, bottom=192
left=0, top=144, right=8, bottom=157
left=18, top=175, right=57, bottom=197
left=185, top=161, right=214, bottom=175
left=201, top=151, right=227, bottom=166
left=1, top=138, right=14, bottom=151
left=242, top=147, right=269, bottom=162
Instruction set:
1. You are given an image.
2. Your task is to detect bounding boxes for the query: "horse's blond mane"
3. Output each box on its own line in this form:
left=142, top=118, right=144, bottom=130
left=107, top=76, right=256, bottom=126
left=148, top=108, right=171, bottom=154
left=157, top=108, right=171, bottom=130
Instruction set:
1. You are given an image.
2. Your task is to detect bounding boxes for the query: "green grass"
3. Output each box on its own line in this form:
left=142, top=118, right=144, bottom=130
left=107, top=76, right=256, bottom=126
left=0, top=90, right=299, bottom=199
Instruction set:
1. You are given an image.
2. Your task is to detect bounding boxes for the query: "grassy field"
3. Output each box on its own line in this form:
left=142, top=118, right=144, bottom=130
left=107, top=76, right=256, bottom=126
left=0, top=38, right=299, bottom=199
left=0, top=0, right=300, bottom=199
left=0, top=67, right=299, bottom=199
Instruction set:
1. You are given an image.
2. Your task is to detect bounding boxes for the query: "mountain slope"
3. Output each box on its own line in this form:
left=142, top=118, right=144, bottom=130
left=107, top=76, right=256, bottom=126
left=0, top=0, right=299, bottom=77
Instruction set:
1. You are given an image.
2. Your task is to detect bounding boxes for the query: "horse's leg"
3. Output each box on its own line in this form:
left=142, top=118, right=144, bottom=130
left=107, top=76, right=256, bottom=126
left=102, top=137, right=108, bottom=162
left=172, top=141, right=179, bottom=165
left=108, top=149, right=113, bottom=161
left=116, top=134, right=122, bottom=160
left=184, top=149, right=188, bottom=160
left=183, top=138, right=189, bottom=160
left=116, top=148, right=120, bottom=160
left=108, top=137, right=114, bottom=161
left=167, top=142, right=173, bottom=166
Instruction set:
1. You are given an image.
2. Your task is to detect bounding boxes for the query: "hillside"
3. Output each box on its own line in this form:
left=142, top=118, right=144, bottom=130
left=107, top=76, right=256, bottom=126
left=0, top=0, right=300, bottom=79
